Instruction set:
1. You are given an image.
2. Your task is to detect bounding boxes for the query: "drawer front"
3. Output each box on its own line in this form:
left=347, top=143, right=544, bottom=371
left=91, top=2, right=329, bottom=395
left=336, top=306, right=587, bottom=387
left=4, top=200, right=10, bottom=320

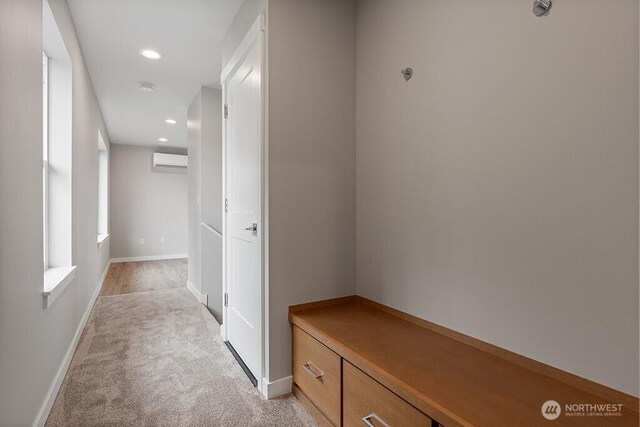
left=343, top=361, right=432, bottom=427
left=292, top=326, right=341, bottom=426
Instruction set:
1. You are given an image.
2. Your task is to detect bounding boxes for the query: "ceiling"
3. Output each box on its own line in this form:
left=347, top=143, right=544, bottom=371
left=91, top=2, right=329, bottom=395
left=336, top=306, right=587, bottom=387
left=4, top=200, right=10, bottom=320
left=68, top=0, right=243, bottom=148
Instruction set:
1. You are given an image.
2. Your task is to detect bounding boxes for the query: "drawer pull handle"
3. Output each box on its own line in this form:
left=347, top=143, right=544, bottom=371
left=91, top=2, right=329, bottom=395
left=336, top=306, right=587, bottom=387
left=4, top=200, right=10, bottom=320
left=302, top=362, right=323, bottom=379
left=362, top=413, right=390, bottom=427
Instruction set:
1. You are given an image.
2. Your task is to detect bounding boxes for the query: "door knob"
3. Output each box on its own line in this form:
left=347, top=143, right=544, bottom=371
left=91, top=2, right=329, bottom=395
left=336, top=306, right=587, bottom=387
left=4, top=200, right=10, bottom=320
left=243, top=222, right=257, bottom=233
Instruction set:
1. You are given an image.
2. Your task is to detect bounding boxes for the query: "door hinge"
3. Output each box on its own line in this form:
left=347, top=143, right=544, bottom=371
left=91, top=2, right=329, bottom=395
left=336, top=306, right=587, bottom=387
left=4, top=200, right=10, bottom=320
left=224, top=104, right=228, bottom=119
left=225, top=198, right=228, bottom=212
left=224, top=293, right=228, bottom=307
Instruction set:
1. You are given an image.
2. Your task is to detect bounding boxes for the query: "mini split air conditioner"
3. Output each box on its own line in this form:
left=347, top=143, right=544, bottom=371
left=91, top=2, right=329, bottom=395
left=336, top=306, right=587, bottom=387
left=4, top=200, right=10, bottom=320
left=153, top=152, right=188, bottom=168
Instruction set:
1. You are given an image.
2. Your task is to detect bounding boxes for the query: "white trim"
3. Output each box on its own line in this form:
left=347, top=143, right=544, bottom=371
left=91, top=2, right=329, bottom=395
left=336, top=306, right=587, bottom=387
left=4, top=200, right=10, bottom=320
left=110, top=253, right=187, bottom=263
left=43, top=266, right=77, bottom=309
left=34, top=261, right=111, bottom=427
left=221, top=14, right=265, bottom=82
left=186, top=280, right=208, bottom=305
left=97, top=233, right=109, bottom=248
left=221, top=13, right=267, bottom=390
left=221, top=59, right=228, bottom=345
left=201, top=222, right=222, bottom=239
left=260, top=375, right=292, bottom=400
left=262, top=16, right=270, bottom=384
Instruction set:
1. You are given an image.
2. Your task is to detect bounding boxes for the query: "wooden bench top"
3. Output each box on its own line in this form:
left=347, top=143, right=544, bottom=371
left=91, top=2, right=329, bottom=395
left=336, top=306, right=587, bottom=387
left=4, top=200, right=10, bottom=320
left=289, top=296, right=639, bottom=426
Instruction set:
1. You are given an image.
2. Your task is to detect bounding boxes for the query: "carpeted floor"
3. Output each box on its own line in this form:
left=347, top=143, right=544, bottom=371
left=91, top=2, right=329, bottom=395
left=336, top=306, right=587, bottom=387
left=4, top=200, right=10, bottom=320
left=46, top=288, right=317, bottom=426
left=100, top=260, right=188, bottom=296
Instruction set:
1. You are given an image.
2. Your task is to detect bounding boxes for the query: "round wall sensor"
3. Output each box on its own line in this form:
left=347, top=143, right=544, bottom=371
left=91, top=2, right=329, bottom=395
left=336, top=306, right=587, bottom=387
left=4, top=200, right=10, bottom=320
left=533, top=0, right=551, bottom=17
left=401, top=68, right=413, bottom=81
left=139, top=82, right=154, bottom=92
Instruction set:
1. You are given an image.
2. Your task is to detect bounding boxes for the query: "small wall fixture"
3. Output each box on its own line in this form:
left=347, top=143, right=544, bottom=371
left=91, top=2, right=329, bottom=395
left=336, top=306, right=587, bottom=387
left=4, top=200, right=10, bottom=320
left=533, top=0, right=551, bottom=17
left=139, top=82, right=154, bottom=92
left=401, top=67, right=413, bottom=82
left=153, top=152, right=187, bottom=168
left=140, top=49, right=162, bottom=60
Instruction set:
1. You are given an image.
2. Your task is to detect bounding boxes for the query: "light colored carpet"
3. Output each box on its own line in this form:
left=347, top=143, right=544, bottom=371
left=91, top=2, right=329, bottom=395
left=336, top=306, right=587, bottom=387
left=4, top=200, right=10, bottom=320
left=46, top=288, right=317, bottom=427
left=100, top=260, right=188, bottom=296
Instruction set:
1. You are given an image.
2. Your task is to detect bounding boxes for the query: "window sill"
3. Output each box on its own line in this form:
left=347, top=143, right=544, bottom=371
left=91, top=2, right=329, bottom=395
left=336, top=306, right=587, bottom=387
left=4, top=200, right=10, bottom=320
left=97, top=233, right=110, bottom=248
left=43, top=266, right=76, bottom=309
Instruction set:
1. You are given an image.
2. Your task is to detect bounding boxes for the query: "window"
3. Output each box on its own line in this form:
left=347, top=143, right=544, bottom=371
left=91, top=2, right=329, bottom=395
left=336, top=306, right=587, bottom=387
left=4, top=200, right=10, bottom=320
left=42, top=0, right=75, bottom=308
left=98, top=130, right=109, bottom=247
left=43, top=52, right=49, bottom=269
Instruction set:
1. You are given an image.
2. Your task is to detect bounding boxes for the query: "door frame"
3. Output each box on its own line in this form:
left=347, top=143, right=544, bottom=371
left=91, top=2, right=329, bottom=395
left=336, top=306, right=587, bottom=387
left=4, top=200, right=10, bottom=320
left=220, top=14, right=268, bottom=395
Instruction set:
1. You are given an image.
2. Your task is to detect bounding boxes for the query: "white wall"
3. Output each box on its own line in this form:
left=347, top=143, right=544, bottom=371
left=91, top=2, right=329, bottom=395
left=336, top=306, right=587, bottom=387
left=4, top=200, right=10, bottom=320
left=266, top=0, right=357, bottom=382
left=201, top=87, right=223, bottom=317
left=356, top=0, right=639, bottom=396
left=221, top=0, right=357, bottom=384
left=187, top=86, right=223, bottom=317
left=0, top=0, right=111, bottom=425
left=187, top=92, right=203, bottom=288
left=110, top=144, right=188, bottom=259
left=201, top=87, right=223, bottom=233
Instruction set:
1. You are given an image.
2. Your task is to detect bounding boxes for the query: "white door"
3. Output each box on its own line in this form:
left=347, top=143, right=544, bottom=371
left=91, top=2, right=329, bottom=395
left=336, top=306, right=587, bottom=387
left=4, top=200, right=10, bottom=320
left=223, top=20, right=263, bottom=384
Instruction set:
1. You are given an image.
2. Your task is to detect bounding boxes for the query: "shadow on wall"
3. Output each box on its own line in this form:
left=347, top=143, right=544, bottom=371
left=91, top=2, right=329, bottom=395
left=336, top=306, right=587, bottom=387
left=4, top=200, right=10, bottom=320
left=151, top=165, right=187, bottom=175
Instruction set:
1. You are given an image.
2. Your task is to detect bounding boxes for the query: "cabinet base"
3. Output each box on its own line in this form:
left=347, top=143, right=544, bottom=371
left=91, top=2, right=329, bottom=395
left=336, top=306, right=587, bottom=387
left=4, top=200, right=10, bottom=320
left=292, top=383, right=334, bottom=427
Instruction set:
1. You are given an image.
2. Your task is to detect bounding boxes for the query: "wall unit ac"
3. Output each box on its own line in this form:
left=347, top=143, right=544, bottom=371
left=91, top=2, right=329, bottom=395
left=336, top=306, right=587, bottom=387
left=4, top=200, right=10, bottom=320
left=153, top=152, right=188, bottom=168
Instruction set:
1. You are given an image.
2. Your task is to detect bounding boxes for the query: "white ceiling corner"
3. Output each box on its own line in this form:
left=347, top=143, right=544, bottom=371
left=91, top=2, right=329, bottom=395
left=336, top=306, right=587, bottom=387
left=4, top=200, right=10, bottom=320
left=67, top=0, right=243, bottom=148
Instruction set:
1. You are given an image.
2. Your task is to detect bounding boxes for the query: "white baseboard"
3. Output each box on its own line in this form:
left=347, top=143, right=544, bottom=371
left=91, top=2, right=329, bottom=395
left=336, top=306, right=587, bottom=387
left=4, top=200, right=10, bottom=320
left=186, top=280, right=208, bottom=305
left=33, top=260, right=111, bottom=427
left=261, top=375, right=293, bottom=399
left=110, top=253, right=188, bottom=263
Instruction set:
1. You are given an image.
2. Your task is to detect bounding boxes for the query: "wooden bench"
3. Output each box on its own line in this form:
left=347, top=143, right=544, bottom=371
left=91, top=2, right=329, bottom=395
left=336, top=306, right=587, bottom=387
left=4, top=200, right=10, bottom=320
left=289, top=296, right=639, bottom=426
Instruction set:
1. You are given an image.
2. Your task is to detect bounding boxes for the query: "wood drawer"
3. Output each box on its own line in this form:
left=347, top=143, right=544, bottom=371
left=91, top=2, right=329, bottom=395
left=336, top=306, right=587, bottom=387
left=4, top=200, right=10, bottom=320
left=292, top=326, right=341, bottom=426
left=343, top=361, right=433, bottom=427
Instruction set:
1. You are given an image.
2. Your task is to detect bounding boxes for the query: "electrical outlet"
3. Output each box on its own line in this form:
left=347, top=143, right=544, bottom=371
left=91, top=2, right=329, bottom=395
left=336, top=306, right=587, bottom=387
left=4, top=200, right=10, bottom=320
left=139, top=238, right=144, bottom=245
left=160, top=237, right=165, bottom=244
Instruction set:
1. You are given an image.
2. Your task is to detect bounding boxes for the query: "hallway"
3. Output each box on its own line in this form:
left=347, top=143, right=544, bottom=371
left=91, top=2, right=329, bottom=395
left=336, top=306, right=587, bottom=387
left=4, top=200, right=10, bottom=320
left=1, top=1, right=638, bottom=425
left=100, top=260, right=188, bottom=296
left=46, top=261, right=316, bottom=426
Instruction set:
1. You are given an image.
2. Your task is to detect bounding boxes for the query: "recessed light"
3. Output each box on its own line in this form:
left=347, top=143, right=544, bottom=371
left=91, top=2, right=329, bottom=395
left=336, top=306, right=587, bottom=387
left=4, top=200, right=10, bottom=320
left=140, top=49, right=161, bottom=59
left=165, top=119, right=177, bottom=125
left=139, top=82, right=154, bottom=92
left=158, top=138, right=168, bottom=142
